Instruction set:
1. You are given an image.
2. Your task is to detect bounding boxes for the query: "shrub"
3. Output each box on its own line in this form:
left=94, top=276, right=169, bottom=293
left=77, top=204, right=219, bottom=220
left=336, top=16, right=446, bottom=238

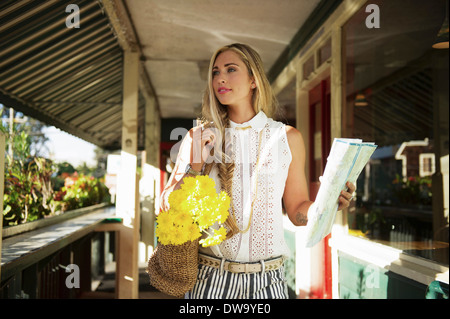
left=58, top=173, right=110, bottom=211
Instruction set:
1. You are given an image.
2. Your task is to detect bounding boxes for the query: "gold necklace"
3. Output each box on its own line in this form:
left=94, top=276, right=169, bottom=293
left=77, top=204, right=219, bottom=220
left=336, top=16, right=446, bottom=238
left=229, top=127, right=264, bottom=234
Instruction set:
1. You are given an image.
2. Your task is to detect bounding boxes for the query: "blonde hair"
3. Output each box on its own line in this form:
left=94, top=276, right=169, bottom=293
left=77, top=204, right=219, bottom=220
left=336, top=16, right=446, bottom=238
left=201, top=43, right=279, bottom=238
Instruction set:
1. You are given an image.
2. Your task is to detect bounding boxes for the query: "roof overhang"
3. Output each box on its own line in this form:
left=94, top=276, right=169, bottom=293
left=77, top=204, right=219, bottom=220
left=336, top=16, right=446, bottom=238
left=1, top=0, right=339, bottom=150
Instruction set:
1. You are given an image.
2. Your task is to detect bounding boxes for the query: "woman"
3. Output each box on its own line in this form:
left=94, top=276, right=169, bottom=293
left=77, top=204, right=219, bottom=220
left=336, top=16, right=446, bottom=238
left=161, top=43, right=355, bottom=299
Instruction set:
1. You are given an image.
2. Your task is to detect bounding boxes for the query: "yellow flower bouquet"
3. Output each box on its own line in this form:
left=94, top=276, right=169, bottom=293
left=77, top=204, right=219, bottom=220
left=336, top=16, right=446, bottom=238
left=156, top=175, right=230, bottom=247
left=147, top=175, right=230, bottom=297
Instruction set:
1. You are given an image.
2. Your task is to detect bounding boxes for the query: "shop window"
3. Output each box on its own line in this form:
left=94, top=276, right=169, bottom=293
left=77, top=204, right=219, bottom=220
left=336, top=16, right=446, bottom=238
left=420, top=154, right=436, bottom=177
left=303, top=55, right=315, bottom=81
left=318, top=38, right=332, bottom=66
left=342, top=0, right=448, bottom=265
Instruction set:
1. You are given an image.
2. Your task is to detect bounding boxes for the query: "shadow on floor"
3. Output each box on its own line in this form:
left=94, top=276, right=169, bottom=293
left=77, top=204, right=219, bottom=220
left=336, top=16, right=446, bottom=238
left=82, top=266, right=180, bottom=299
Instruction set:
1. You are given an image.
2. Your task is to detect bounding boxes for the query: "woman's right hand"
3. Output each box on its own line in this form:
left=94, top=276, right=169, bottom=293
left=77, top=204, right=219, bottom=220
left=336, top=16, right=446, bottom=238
left=190, top=126, right=216, bottom=171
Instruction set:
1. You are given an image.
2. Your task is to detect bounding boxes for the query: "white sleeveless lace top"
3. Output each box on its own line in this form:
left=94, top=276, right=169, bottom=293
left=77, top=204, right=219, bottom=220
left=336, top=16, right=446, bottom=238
left=206, top=111, right=292, bottom=262
left=161, top=111, right=292, bottom=262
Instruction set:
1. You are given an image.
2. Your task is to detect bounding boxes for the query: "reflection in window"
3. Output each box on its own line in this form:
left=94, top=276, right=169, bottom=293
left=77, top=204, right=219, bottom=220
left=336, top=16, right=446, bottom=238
left=303, top=55, right=315, bottom=81
left=343, top=0, right=448, bottom=265
left=318, top=38, right=332, bottom=66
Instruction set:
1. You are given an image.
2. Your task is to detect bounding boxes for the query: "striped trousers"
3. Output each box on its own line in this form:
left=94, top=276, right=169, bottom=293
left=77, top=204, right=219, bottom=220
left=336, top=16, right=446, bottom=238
left=185, top=263, right=289, bottom=299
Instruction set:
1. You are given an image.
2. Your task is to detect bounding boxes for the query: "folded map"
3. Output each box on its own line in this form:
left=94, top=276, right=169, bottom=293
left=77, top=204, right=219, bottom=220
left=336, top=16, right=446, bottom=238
left=304, top=138, right=378, bottom=247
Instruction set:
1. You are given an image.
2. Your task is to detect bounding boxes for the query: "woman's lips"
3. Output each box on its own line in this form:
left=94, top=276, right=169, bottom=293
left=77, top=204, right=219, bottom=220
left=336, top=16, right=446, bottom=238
left=218, top=87, right=231, bottom=94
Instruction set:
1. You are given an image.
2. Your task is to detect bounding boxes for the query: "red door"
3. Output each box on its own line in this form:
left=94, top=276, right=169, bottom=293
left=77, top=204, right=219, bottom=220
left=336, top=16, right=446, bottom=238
left=308, top=78, right=332, bottom=299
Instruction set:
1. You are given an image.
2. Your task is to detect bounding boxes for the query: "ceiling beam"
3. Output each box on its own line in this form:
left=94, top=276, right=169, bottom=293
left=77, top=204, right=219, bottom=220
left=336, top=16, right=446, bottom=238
left=0, top=90, right=109, bottom=148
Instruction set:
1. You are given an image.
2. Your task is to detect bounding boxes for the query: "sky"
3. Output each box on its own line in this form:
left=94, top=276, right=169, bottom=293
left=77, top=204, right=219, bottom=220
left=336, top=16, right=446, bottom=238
left=42, top=126, right=97, bottom=167
left=0, top=104, right=97, bottom=168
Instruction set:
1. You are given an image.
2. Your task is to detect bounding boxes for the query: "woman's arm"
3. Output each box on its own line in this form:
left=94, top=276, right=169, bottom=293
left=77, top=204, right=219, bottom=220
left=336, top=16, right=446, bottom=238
left=282, top=125, right=355, bottom=226
left=160, top=126, right=215, bottom=213
left=283, top=126, right=312, bottom=226
left=160, top=129, right=193, bottom=213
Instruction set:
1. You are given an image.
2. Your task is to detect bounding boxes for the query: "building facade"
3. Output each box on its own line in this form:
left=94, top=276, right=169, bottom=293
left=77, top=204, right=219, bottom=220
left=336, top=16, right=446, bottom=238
left=273, top=0, right=449, bottom=298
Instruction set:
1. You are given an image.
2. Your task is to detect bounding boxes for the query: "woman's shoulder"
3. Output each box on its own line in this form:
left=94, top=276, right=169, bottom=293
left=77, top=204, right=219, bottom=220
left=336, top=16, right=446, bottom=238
left=265, top=118, right=302, bottom=140
left=285, top=124, right=301, bottom=136
left=284, top=125, right=305, bottom=151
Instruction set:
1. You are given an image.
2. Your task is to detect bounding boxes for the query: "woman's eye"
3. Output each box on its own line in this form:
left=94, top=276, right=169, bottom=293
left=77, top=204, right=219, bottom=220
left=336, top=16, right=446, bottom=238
left=227, top=67, right=236, bottom=73
left=212, top=70, right=219, bottom=77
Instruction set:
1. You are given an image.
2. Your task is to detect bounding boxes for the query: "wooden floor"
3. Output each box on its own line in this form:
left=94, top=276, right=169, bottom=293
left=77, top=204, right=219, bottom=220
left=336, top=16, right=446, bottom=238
left=81, top=263, right=180, bottom=299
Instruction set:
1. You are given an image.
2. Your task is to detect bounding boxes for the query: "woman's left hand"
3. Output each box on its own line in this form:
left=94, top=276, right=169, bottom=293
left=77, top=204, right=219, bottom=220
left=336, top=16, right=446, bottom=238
left=338, top=181, right=356, bottom=211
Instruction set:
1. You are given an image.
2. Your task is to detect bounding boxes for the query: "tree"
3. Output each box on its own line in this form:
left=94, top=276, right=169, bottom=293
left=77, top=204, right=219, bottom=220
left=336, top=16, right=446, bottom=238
left=0, top=105, right=49, bottom=158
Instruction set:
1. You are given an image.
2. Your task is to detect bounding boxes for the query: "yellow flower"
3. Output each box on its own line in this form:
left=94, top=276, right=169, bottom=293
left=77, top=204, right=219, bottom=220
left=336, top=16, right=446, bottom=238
left=171, top=226, right=189, bottom=245
left=217, top=192, right=231, bottom=223
left=195, top=210, right=213, bottom=231
left=199, top=227, right=228, bottom=247
left=185, top=222, right=202, bottom=241
left=168, top=188, right=189, bottom=209
left=214, top=227, right=227, bottom=240
left=155, top=224, right=171, bottom=245
left=155, top=175, right=230, bottom=247
left=172, top=210, right=192, bottom=228
left=181, top=176, right=217, bottom=199
left=156, top=211, right=174, bottom=230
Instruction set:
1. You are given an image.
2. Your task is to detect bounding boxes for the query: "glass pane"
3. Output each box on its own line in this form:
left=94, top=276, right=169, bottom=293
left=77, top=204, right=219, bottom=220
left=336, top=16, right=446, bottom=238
left=303, top=55, right=315, bottom=81
left=318, top=38, right=331, bottom=66
left=343, top=0, right=448, bottom=265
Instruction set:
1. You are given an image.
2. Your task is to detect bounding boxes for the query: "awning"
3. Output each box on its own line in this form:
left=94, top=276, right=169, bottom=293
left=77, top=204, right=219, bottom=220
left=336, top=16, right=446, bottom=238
left=0, top=0, right=146, bottom=150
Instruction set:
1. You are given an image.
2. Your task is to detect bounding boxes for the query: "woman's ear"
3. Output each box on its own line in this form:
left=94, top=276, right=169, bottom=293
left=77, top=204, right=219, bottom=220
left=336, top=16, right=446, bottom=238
left=249, top=75, right=257, bottom=89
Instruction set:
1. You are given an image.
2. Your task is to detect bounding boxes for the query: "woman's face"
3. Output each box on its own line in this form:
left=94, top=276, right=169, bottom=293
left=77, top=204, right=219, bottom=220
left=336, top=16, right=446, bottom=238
left=212, top=50, right=255, bottom=110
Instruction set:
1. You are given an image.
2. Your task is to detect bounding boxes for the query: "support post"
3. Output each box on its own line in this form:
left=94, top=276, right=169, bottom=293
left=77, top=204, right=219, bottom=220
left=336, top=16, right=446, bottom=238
left=115, top=50, right=140, bottom=299
left=0, top=133, right=5, bottom=281
left=139, top=93, right=161, bottom=265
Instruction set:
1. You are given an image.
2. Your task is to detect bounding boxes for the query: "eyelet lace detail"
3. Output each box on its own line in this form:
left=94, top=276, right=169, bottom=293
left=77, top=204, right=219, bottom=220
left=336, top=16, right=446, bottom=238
left=217, top=118, right=292, bottom=262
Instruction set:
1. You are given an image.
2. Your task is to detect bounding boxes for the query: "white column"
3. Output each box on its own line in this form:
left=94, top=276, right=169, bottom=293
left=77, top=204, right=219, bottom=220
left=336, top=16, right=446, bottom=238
left=115, top=50, right=140, bottom=298
left=139, top=94, right=160, bottom=265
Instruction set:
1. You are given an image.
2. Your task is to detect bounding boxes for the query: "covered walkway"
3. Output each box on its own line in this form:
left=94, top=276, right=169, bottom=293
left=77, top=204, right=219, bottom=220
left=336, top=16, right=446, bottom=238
left=1, top=0, right=448, bottom=299
left=1, top=0, right=334, bottom=298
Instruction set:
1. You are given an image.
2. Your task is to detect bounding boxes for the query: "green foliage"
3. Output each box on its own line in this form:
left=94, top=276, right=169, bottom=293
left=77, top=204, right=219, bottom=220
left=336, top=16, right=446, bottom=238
left=2, top=122, right=110, bottom=226
left=2, top=130, right=57, bottom=225
left=51, top=162, right=76, bottom=190
left=59, top=174, right=110, bottom=212
left=391, top=174, right=432, bottom=206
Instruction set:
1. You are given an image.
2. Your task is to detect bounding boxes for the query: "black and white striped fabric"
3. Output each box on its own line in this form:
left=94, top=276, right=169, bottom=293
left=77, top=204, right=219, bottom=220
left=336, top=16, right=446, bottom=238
left=185, top=263, right=289, bottom=299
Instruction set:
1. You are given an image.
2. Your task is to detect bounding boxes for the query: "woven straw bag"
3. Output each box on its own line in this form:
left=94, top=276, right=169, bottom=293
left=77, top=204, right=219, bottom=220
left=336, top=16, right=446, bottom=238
left=146, top=239, right=199, bottom=298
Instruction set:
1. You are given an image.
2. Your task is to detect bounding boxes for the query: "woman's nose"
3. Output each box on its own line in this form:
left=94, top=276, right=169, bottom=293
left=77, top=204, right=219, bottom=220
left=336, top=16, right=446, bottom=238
left=216, top=73, right=226, bottom=84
